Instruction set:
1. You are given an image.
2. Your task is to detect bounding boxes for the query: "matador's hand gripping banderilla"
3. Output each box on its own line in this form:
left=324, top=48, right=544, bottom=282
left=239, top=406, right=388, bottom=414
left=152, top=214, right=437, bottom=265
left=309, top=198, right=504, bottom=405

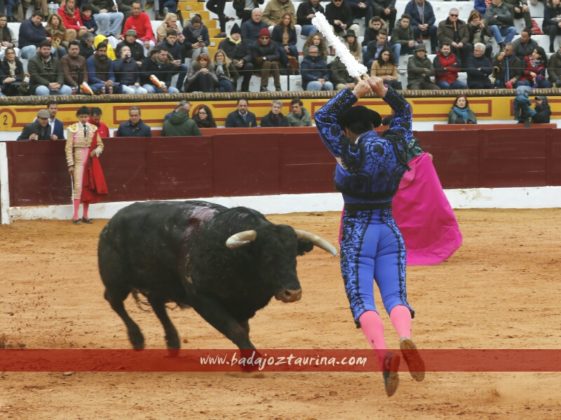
left=311, top=12, right=368, bottom=80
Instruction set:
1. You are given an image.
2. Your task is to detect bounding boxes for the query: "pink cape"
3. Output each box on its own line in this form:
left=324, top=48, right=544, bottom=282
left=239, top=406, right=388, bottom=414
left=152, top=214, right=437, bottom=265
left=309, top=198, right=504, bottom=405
left=393, top=152, right=462, bottom=265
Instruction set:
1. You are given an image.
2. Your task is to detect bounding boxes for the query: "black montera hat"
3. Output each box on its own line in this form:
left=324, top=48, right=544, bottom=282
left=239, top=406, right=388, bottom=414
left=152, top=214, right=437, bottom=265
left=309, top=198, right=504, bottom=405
left=339, top=106, right=382, bottom=130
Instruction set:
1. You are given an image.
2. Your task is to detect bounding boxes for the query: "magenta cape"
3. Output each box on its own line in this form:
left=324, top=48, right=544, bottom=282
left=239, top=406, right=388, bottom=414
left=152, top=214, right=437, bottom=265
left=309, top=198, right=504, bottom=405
left=393, top=152, right=463, bottom=265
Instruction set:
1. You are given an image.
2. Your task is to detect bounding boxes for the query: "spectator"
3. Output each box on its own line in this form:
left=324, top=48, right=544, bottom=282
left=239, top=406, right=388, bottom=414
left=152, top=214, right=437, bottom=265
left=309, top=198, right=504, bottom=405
left=86, top=41, right=120, bottom=94
left=94, top=34, right=117, bottom=60
left=79, top=32, right=95, bottom=59
left=466, top=10, right=493, bottom=58
left=404, top=0, right=438, bottom=53
left=162, top=107, right=201, bottom=136
left=192, top=104, right=217, bottom=128
left=347, top=0, right=372, bottom=28
left=437, top=8, right=470, bottom=62
left=448, top=95, right=477, bottom=124
left=391, top=14, right=418, bottom=57
left=157, top=29, right=188, bottom=91
left=46, top=13, right=68, bottom=58
left=363, top=16, right=386, bottom=47
left=89, top=0, right=124, bottom=38
left=262, top=0, right=296, bottom=26
left=251, top=28, right=282, bottom=92
left=123, top=1, right=156, bottom=51
left=241, top=8, right=268, bottom=46
left=18, top=110, right=53, bottom=141
left=518, top=47, right=551, bottom=87
left=475, top=0, right=488, bottom=15
left=113, top=45, right=147, bottom=94
left=512, top=28, right=538, bottom=59
left=547, top=42, right=561, bottom=86
left=164, top=100, right=190, bottom=121
left=371, top=48, right=401, bottom=89
left=543, top=0, right=561, bottom=52
left=19, top=12, right=47, bottom=59
left=287, top=98, right=312, bottom=126
left=116, top=29, right=145, bottom=67
left=184, top=53, right=218, bottom=92
left=29, top=40, right=73, bottom=96
left=513, top=84, right=534, bottom=125
left=116, top=106, right=152, bottom=137
left=157, top=12, right=182, bottom=42
left=271, top=12, right=299, bottom=74
left=58, top=0, right=86, bottom=36
left=296, top=0, right=324, bottom=37
left=218, top=24, right=254, bottom=92
left=225, top=98, right=257, bottom=127
left=234, top=0, right=265, bottom=23
left=61, top=40, right=87, bottom=93
left=0, top=15, right=16, bottom=59
left=325, top=0, right=359, bottom=36
left=303, top=32, right=329, bottom=59
left=0, top=47, right=27, bottom=96
left=466, top=42, right=494, bottom=88
left=407, top=44, right=439, bottom=89
left=372, top=0, right=397, bottom=32
left=484, top=0, right=517, bottom=48
left=301, top=44, right=333, bottom=91
left=330, top=56, right=357, bottom=90
left=214, top=49, right=237, bottom=92
left=363, top=30, right=397, bottom=68
left=433, top=43, right=467, bottom=89
left=492, top=42, right=523, bottom=88
left=183, top=14, right=210, bottom=59
left=532, top=96, right=551, bottom=123
left=80, top=4, right=98, bottom=35
left=207, top=0, right=228, bottom=37
left=344, top=29, right=362, bottom=62
left=504, top=0, right=532, bottom=30
left=260, top=100, right=289, bottom=127
left=140, top=48, right=180, bottom=94
left=89, top=107, right=110, bottom=138
left=47, top=102, right=65, bottom=140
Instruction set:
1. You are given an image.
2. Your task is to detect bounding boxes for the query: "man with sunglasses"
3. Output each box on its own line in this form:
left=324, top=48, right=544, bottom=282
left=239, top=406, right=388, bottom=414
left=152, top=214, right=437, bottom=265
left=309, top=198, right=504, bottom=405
left=437, top=8, right=470, bottom=62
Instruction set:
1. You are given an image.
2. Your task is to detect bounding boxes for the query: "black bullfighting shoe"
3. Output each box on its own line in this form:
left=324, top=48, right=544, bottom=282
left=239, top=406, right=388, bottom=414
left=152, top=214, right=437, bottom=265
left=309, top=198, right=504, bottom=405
left=382, top=351, right=400, bottom=397
left=400, top=338, right=425, bottom=382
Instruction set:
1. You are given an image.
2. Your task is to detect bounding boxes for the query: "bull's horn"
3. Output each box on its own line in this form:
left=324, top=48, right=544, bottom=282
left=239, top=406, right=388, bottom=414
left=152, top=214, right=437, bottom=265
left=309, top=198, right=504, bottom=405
left=294, top=229, right=338, bottom=256
left=225, top=230, right=257, bottom=249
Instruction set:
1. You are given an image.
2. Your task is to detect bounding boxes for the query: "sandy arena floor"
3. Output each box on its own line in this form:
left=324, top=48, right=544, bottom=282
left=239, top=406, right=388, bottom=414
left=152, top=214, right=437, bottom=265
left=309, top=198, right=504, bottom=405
left=1, top=209, right=561, bottom=419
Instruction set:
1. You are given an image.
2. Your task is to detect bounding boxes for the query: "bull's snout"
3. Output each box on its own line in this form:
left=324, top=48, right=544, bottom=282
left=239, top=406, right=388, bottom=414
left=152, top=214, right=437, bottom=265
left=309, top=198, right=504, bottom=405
left=275, top=288, right=302, bottom=303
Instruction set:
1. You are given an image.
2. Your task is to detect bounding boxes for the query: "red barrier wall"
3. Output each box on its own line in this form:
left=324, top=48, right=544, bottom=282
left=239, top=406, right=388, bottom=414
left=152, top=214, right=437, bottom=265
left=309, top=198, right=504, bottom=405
left=7, top=128, right=561, bottom=207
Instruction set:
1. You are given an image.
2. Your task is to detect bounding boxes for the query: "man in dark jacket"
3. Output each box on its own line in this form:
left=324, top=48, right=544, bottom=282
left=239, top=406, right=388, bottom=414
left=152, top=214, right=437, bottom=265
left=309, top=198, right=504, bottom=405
left=140, top=47, right=180, bottom=93
left=116, top=106, right=152, bottom=137
left=511, top=28, right=538, bottom=59
left=437, top=8, right=470, bottom=63
left=116, top=29, right=146, bottom=67
left=218, top=23, right=254, bottom=92
left=466, top=42, right=494, bottom=88
left=301, top=45, right=333, bottom=91
left=18, top=12, right=47, bottom=59
left=113, top=45, right=146, bottom=94
left=548, top=44, right=561, bottom=87
left=404, top=0, right=438, bottom=52
left=296, top=0, right=324, bottom=36
left=79, top=32, right=95, bottom=59
left=325, top=0, right=357, bottom=36
left=493, top=43, right=523, bottom=88
left=372, top=0, right=397, bottom=33
left=28, top=40, right=73, bottom=96
left=250, top=28, right=281, bottom=92
left=241, top=8, right=268, bottom=46
left=484, top=0, right=517, bottom=48
left=18, top=110, right=54, bottom=141
left=157, top=29, right=188, bottom=91
left=407, top=44, right=439, bottom=89
left=60, top=40, right=88, bottom=92
left=162, top=109, right=201, bottom=136
left=329, top=56, right=356, bottom=90
left=260, top=100, right=289, bottom=127
left=86, top=41, right=120, bottom=94
left=225, top=98, right=257, bottom=127
left=391, top=14, right=418, bottom=57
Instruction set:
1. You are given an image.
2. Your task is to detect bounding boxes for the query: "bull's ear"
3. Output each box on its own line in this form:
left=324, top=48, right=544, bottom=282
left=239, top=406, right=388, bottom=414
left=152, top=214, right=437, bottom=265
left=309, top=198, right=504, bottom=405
left=297, top=239, right=314, bottom=255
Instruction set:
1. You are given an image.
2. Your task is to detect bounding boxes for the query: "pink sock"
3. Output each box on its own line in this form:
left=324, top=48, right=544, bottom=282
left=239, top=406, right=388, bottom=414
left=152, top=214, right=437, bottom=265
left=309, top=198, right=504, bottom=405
left=83, top=203, right=90, bottom=219
left=390, top=305, right=412, bottom=339
left=359, top=311, right=387, bottom=365
left=72, top=199, right=80, bottom=220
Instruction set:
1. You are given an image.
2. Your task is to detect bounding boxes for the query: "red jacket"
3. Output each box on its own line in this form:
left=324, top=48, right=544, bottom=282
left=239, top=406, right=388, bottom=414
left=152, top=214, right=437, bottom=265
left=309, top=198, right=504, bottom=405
left=57, top=7, right=83, bottom=31
left=520, top=55, right=547, bottom=84
left=123, top=13, right=155, bottom=42
left=434, top=52, right=461, bottom=84
left=89, top=117, right=110, bottom=138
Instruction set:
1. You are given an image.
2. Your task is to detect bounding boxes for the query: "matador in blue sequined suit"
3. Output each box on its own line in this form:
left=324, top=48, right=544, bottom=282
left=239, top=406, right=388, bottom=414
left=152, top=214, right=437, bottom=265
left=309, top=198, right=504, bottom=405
left=315, top=77, right=424, bottom=397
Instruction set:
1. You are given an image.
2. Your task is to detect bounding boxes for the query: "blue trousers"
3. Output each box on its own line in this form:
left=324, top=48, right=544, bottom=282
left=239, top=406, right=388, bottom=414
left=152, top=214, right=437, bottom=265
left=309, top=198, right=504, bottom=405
left=340, top=208, right=413, bottom=325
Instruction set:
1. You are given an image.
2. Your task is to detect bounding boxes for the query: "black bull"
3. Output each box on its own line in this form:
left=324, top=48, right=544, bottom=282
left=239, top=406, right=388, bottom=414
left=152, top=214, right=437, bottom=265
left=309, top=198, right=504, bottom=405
left=98, top=201, right=337, bottom=351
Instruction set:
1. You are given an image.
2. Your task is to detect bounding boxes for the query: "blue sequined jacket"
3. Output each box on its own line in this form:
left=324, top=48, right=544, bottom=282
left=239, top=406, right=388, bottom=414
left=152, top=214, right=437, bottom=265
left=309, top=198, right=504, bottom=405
left=314, top=87, right=412, bottom=207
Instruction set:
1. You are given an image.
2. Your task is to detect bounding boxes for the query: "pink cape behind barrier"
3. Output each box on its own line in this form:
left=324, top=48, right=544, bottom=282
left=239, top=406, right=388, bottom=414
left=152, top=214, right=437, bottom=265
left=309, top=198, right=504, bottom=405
left=393, top=152, right=463, bottom=266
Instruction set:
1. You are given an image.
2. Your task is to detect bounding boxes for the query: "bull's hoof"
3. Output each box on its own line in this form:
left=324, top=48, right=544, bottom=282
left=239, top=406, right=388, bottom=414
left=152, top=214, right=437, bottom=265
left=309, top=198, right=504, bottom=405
left=128, top=329, right=145, bottom=351
left=166, top=347, right=180, bottom=358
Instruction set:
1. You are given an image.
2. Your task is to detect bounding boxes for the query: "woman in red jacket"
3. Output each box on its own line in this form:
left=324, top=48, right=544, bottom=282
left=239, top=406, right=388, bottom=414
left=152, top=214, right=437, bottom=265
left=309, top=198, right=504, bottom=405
left=519, top=47, right=552, bottom=88
left=58, top=0, right=86, bottom=35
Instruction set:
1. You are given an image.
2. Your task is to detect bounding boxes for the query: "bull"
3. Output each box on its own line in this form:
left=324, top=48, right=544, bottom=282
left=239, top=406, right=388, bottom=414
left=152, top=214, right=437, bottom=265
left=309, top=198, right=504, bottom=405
left=98, top=200, right=337, bottom=351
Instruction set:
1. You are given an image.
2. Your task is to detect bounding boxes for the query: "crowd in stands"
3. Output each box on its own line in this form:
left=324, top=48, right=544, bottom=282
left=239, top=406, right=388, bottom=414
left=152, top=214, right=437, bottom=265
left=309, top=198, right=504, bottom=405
left=0, top=0, right=560, bottom=96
